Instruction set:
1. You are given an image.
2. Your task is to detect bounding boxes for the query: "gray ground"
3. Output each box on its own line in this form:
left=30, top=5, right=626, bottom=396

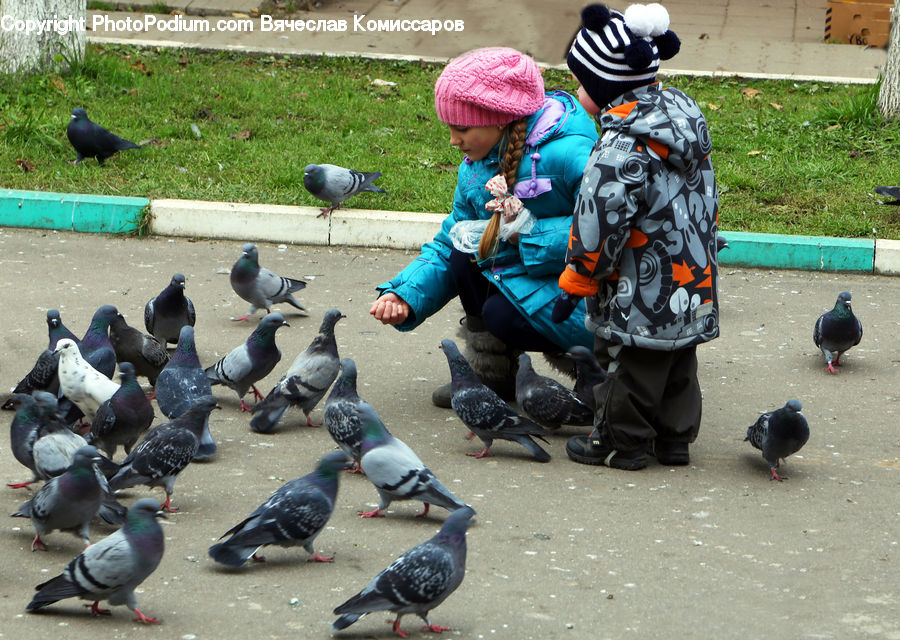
left=0, top=228, right=897, bottom=640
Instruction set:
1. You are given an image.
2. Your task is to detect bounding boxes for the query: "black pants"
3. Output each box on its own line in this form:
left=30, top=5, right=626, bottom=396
left=592, top=340, right=702, bottom=452
left=449, top=248, right=559, bottom=353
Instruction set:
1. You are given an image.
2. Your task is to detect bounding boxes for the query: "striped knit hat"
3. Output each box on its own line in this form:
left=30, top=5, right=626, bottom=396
left=567, top=3, right=680, bottom=110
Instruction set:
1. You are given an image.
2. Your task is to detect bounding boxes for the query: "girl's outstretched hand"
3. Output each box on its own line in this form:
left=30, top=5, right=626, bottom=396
left=370, top=292, right=411, bottom=325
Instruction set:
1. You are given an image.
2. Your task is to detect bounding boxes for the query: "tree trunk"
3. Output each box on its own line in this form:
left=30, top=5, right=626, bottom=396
left=0, top=0, right=86, bottom=74
left=878, top=0, right=900, bottom=117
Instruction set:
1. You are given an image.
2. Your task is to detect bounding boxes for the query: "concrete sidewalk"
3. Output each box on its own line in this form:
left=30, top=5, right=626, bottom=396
left=87, top=0, right=889, bottom=82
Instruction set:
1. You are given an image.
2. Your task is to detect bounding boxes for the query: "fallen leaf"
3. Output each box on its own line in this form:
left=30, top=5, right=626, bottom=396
left=50, top=75, right=66, bottom=95
left=705, top=102, right=720, bottom=111
left=825, top=123, right=841, bottom=131
left=740, top=87, right=761, bottom=99
left=232, top=12, right=250, bottom=18
left=229, top=129, right=252, bottom=141
left=747, top=150, right=762, bottom=156
left=15, top=158, right=35, bottom=172
left=769, top=102, right=784, bottom=111
left=370, top=78, right=397, bottom=87
left=178, top=57, right=189, bottom=66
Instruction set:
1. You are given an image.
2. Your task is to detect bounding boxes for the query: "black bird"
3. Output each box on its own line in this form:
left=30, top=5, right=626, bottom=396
left=66, top=107, right=141, bottom=165
left=813, top=291, right=863, bottom=374
left=109, top=312, right=169, bottom=388
left=515, top=353, right=593, bottom=430
left=745, top=399, right=810, bottom=481
left=875, top=186, right=900, bottom=204
left=144, top=273, right=196, bottom=348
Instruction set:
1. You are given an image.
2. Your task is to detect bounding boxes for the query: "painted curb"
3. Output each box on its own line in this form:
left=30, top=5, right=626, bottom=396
left=874, top=238, right=900, bottom=276
left=0, top=189, right=148, bottom=234
left=718, top=231, right=875, bottom=273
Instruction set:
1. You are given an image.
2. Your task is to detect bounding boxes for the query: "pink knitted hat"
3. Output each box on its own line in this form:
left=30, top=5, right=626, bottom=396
left=434, top=47, right=546, bottom=127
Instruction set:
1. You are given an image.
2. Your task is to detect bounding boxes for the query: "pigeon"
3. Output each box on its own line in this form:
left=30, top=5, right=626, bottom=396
left=66, top=107, right=141, bottom=165
left=206, top=313, right=289, bottom=412
left=303, top=163, right=387, bottom=218
left=108, top=395, right=218, bottom=512
left=144, top=273, right=196, bottom=348
left=332, top=505, right=475, bottom=637
left=229, top=243, right=307, bottom=322
left=208, top=450, right=352, bottom=567
left=87, top=362, right=155, bottom=459
left=323, top=358, right=378, bottom=471
left=250, top=308, right=344, bottom=433
left=109, top=313, right=169, bottom=388
left=7, top=393, right=45, bottom=488
left=55, top=338, right=120, bottom=421
left=716, top=234, right=730, bottom=251
left=565, top=345, right=608, bottom=411
left=31, top=413, right=90, bottom=481
left=813, top=291, right=863, bottom=374
left=27, top=498, right=166, bottom=624
left=515, top=353, right=593, bottom=430
left=875, top=186, right=900, bottom=204
left=11, top=446, right=108, bottom=551
left=440, top=339, right=551, bottom=462
left=356, top=403, right=468, bottom=519
left=745, top=399, right=810, bottom=481
left=3, top=309, right=79, bottom=410
left=79, top=305, right=119, bottom=380
left=155, top=325, right=217, bottom=460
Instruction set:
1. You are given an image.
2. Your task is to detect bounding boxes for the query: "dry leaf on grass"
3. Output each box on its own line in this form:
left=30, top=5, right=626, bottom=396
left=825, top=123, right=842, bottom=131
left=705, top=102, right=720, bottom=111
left=769, top=102, right=784, bottom=111
left=747, top=150, right=762, bottom=156
left=740, top=87, right=761, bottom=99
left=229, top=129, right=252, bottom=141
left=15, top=158, right=35, bottom=172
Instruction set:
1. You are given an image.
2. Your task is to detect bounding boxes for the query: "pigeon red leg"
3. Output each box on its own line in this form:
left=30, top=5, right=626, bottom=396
left=770, top=467, right=787, bottom=481
left=466, top=447, right=494, bottom=459
left=415, top=503, right=431, bottom=518
left=825, top=363, right=839, bottom=374
left=240, top=398, right=255, bottom=412
left=231, top=314, right=251, bottom=322
left=358, top=507, right=384, bottom=518
left=86, top=601, right=111, bottom=616
left=308, top=552, right=334, bottom=563
left=422, top=623, right=451, bottom=633
left=161, top=493, right=178, bottom=513
left=132, top=608, right=160, bottom=624
left=31, top=535, right=47, bottom=552
left=7, top=480, right=35, bottom=489
left=251, top=553, right=266, bottom=562
left=251, top=385, right=264, bottom=401
left=389, top=617, right=410, bottom=638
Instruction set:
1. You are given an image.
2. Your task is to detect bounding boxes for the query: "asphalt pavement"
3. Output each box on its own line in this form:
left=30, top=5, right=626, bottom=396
left=0, top=229, right=897, bottom=639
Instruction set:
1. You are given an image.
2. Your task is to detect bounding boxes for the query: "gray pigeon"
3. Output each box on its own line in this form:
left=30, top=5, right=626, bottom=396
left=79, top=305, right=119, bottom=380
left=813, top=291, right=863, bottom=374
left=3, top=309, right=79, bottom=410
left=27, top=498, right=166, bottom=624
left=11, top=446, right=107, bottom=551
left=303, top=163, right=387, bottom=218
left=88, top=362, right=155, bottom=458
left=565, top=345, right=608, bottom=411
left=716, top=234, right=730, bottom=251
left=31, top=417, right=90, bottom=482
left=206, top=313, right=289, bottom=411
left=332, top=505, right=475, bottom=636
left=440, top=339, right=551, bottom=462
left=250, top=308, right=343, bottom=433
left=875, top=186, right=900, bottom=204
left=144, top=273, right=196, bottom=348
left=155, top=325, right=216, bottom=460
left=66, top=107, right=141, bottom=165
left=745, top=399, right=810, bottom=481
left=208, top=450, right=352, bottom=567
left=108, top=395, right=218, bottom=512
left=7, top=393, right=44, bottom=488
left=55, top=338, right=120, bottom=421
left=109, top=313, right=169, bottom=388
left=323, top=358, right=377, bottom=472
left=515, top=353, right=593, bottom=430
left=229, top=243, right=307, bottom=322
left=357, top=403, right=468, bottom=519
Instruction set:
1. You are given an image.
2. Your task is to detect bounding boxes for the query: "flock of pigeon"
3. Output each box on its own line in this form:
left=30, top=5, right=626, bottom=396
left=3, top=106, right=862, bottom=634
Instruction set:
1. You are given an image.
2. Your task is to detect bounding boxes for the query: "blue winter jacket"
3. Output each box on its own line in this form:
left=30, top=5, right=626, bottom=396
left=377, top=91, right=599, bottom=350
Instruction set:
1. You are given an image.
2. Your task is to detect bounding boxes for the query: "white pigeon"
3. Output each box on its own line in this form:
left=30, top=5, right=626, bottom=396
left=55, top=338, right=119, bottom=420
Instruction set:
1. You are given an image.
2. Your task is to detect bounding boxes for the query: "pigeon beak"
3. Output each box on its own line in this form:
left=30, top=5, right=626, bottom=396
left=282, top=320, right=290, bottom=327
left=155, top=508, right=168, bottom=519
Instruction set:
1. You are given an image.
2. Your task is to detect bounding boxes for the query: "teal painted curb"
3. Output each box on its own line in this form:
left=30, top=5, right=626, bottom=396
left=0, top=189, right=149, bottom=234
left=718, top=230, right=874, bottom=273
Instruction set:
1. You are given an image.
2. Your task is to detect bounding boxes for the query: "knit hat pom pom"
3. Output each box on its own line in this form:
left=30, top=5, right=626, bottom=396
left=581, top=3, right=612, bottom=31
left=654, top=29, right=681, bottom=60
left=623, top=39, right=655, bottom=70
left=624, top=3, right=670, bottom=37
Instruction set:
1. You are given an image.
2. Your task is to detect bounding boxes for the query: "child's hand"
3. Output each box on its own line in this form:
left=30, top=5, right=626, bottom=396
left=370, top=293, right=411, bottom=325
left=551, top=291, right=582, bottom=323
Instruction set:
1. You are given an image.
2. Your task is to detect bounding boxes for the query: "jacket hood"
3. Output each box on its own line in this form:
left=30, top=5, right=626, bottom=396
left=599, top=83, right=712, bottom=174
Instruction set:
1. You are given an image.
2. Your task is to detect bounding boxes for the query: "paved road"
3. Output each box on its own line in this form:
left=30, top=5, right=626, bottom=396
left=0, top=228, right=897, bottom=639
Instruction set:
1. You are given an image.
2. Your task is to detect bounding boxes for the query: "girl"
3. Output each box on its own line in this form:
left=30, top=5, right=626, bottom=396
left=369, top=47, right=598, bottom=406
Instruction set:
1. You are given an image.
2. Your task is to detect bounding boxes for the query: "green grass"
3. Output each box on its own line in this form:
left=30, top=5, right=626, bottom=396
left=1, top=44, right=899, bottom=238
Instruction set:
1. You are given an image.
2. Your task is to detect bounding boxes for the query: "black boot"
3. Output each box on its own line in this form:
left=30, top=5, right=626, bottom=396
left=432, top=315, right=519, bottom=408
